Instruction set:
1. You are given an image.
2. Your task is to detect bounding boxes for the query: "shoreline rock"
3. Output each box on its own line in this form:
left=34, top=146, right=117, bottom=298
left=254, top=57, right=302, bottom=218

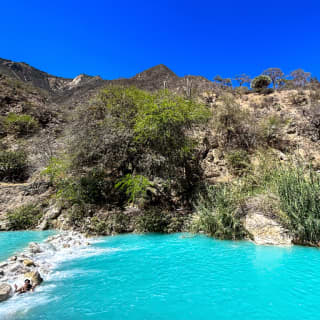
left=244, top=212, right=293, bottom=246
left=0, top=283, right=12, bottom=302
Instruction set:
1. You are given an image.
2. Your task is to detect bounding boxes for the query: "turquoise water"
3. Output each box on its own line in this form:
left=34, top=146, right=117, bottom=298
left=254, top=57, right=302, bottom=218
left=0, top=230, right=55, bottom=261
left=2, top=233, right=320, bottom=319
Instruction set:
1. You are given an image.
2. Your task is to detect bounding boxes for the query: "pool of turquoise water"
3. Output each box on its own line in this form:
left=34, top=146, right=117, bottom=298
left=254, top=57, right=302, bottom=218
left=0, top=230, right=55, bottom=261
left=1, top=233, right=320, bottom=320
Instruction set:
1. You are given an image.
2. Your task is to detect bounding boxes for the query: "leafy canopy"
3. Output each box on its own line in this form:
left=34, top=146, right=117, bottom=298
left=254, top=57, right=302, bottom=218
left=133, top=89, right=210, bottom=157
left=251, top=75, right=272, bottom=90
left=97, top=86, right=211, bottom=160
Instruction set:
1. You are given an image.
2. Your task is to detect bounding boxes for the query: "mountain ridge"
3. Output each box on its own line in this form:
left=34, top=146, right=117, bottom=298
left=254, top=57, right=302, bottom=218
left=0, top=57, right=214, bottom=96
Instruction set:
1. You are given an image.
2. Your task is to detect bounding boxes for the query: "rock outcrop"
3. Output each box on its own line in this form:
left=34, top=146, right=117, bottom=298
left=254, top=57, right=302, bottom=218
left=242, top=196, right=293, bottom=246
left=0, top=283, right=11, bottom=302
left=0, top=57, right=71, bottom=92
left=244, top=212, right=293, bottom=246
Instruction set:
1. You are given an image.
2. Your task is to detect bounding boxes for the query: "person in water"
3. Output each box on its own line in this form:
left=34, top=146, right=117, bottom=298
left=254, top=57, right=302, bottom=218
left=14, top=279, right=33, bottom=294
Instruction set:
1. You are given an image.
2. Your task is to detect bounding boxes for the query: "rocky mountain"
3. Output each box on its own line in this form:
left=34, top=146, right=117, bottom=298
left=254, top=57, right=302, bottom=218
left=0, top=58, right=214, bottom=102
left=0, top=58, right=71, bottom=92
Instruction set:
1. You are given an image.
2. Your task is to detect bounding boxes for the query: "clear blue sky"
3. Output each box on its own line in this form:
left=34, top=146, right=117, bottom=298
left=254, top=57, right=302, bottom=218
left=1, top=0, right=319, bottom=80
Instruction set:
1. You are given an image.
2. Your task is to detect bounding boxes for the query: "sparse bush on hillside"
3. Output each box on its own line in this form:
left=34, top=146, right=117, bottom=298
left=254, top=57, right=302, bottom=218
left=214, top=95, right=288, bottom=151
left=303, top=104, right=320, bottom=141
left=213, top=95, right=260, bottom=150
left=134, top=208, right=170, bottom=233
left=22, top=102, right=58, bottom=127
left=261, top=95, right=279, bottom=109
left=259, top=114, right=287, bottom=147
left=134, top=208, right=187, bottom=233
left=310, top=90, right=320, bottom=104
left=289, top=91, right=308, bottom=106
left=0, top=150, right=28, bottom=182
left=89, top=212, right=132, bottom=235
left=226, top=150, right=250, bottom=176
left=234, top=86, right=249, bottom=96
left=7, top=204, right=42, bottom=230
left=2, top=113, right=39, bottom=136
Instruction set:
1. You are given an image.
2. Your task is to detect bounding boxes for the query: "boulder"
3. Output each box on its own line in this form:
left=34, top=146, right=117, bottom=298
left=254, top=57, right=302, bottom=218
left=38, top=205, right=62, bottom=230
left=0, top=283, right=12, bottom=302
left=24, top=271, right=43, bottom=286
left=242, top=196, right=293, bottom=246
left=244, top=212, right=293, bottom=245
left=28, top=242, right=42, bottom=254
left=9, top=263, right=24, bottom=273
left=23, top=259, right=35, bottom=267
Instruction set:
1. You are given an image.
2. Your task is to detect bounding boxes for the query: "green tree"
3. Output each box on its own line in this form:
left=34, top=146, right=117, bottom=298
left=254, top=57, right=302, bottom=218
left=251, top=75, right=272, bottom=91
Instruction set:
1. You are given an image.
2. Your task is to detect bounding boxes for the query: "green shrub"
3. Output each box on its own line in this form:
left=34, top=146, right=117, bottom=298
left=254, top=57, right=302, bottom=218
left=78, top=170, right=111, bottom=204
left=115, top=174, right=151, bottom=206
left=166, top=214, right=188, bottom=233
left=43, top=157, right=127, bottom=230
left=277, top=165, right=320, bottom=244
left=134, top=208, right=171, bottom=233
left=3, top=113, right=39, bottom=136
left=7, top=204, right=42, bottom=230
left=251, top=75, right=272, bottom=91
left=68, top=204, right=93, bottom=228
left=192, top=185, right=247, bottom=240
left=234, top=86, right=249, bottom=96
left=226, top=150, right=250, bottom=176
left=289, top=91, right=308, bottom=105
left=259, top=114, right=287, bottom=146
left=42, top=157, right=82, bottom=203
left=90, top=212, right=132, bottom=235
left=0, top=150, right=28, bottom=182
